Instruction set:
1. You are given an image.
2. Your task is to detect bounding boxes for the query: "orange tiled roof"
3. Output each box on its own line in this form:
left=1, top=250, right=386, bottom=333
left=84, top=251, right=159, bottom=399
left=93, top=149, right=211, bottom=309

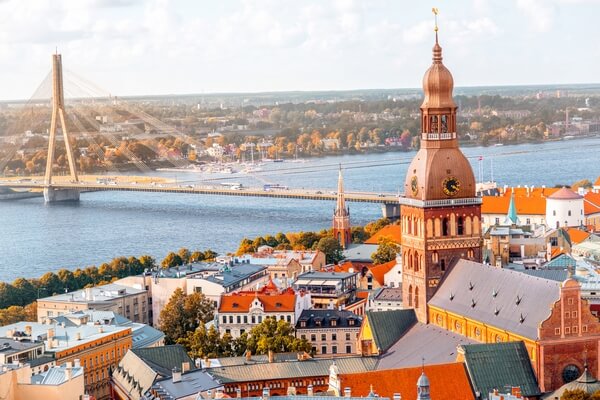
left=369, top=260, right=397, bottom=286
left=502, top=187, right=560, bottom=198
left=551, top=247, right=567, bottom=259
left=365, top=224, right=402, bottom=245
left=339, top=363, right=474, bottom=400
left=567, top=228, right=591, bottom=244
left=595, top=176, right=600, bottom=186
left=481, top=195, right=546, bottom=215
left=585, top=192, right=600, bottom=215
left=219, top=293, right=295, bottom=313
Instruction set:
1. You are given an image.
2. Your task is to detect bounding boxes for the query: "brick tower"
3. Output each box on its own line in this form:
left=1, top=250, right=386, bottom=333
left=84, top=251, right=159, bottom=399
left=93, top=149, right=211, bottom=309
left=333, top=167, right=351, bottom=248
left=400, top=18, right=483, bottom=323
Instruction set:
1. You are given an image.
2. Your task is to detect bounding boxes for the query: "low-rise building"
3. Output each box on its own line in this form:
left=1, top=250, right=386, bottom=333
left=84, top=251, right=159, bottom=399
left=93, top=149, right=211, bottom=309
left=367, top=287, right=403, bottom=312
left=293, top=271, right=358, bottom=309
left=144, top=367, right=223, bottom=400
left=0, top=362, right=85, bottom=400
left=235, top=247, right=327, bottom=274
left=37, top=283, right=150, bottom=325
left=0, top=315, right=133, bottom=400
left=295, top=310, right=362, bottom=357
left=0, top=338, right=45, bottom=365
left=218, top=284, right=311, bottom=338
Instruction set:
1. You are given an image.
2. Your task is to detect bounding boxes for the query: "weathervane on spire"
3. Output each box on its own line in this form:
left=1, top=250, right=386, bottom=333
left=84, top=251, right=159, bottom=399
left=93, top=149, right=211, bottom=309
left=432, top=8, right=439, bottom=43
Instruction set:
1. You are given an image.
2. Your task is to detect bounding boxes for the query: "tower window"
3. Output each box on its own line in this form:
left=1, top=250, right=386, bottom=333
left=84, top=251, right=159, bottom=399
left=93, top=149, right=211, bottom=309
left=441, top=115, right=448, bottom=133
left=408, top=285, right=413, bottom=307
left=441, top=259, right=446, bottom=272
left=414, top=286, right=419, bottom=309
left=457, top=216, right=464, bottom=235
left=553, top=210, right=556, bottom=216
left=442, top=218, right=449, bottom=236
left=430, top=116, right=438, bottom=133
left=568, top=210, right=571, bottom=216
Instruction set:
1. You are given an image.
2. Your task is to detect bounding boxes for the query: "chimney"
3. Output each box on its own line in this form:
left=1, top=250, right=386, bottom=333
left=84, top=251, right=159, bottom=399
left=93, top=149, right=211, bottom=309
left=85, top=287, right=93, bottom=301
left=205, top=358, right=211, bottom=368
left=65, top=365, right=72, bottom=381
left=287, top=386, right=297, bottom=396
left=182, top=362, right=190, bottom=373
left=25, top=326, right=32, bottom=336
left=47, top=328, right=55, bottom=339
left=268, top=350, right=275, bottom=363
left=74, top=359, right=81, bottom=368
left=262, top=387, right=270, bottom=399
left=236, top=388, right=242, bottom=398
left=75, top=332, right=81, bottom=341
left=98, top=326, right=104, bottom=334
left=344, top=387, right=352, bottom=398
left=307, top=385, right=314, bottom=396
left=6, top=329, right=14, bottom=339
left=393, top=394, right=402, bottom=400
left=246, top=350, right=252, bottom=362
left=172, top=367, right=181, bottom=383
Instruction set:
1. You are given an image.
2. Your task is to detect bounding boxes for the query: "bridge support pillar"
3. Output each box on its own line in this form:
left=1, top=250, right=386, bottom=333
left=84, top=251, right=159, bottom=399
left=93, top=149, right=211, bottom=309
left=381, top=203, right=400, bottom=220
left=44, top=188, right=80, bottom=203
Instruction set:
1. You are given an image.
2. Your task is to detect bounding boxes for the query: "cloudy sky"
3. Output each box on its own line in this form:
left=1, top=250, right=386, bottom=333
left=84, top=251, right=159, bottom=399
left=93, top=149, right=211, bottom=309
left=0, top=0, right=599, bottom=100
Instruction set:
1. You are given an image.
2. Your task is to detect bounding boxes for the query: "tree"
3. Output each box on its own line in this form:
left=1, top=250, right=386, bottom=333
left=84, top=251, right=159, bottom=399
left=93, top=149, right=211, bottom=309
left=162, top=252, right=183, bottom=269
left=316, top=237, right=343, bottom=264
left=560, top=389, right=591, bottom=400
left=177, top=248, right=191, bottom=264
left=371, top=237, right=400, bottom=264
left=572, top=179, right=593, bottom=190
left=159, top=288, right=215, bottom=344
left=246, top=318, right=311, bottom=354
left=364, top=218, right=391, bottom=237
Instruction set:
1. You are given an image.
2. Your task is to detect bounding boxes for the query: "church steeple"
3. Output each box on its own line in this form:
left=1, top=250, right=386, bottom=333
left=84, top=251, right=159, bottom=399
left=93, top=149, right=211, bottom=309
left=400, top=9, right=483, bottom=323
left=504, top=192, right=520, bottom=225
left=333, top=166, right=351, bottom=249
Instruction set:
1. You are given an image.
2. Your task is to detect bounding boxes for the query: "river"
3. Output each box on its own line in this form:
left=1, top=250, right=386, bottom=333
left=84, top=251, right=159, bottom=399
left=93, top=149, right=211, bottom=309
left=1, top=137, right=599, bottom=282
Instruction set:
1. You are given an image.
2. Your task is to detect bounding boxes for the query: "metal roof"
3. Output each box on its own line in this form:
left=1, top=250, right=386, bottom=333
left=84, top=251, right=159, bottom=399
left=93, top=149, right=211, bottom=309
left=377, top=323, right=476, bottom=370
left=208, top=356, right=378, bottom=383
left=429, top=260, right=561, bottom=340
left=30, top=364, right=84, bottom=385
left=149, top=369, right=222, bottom=399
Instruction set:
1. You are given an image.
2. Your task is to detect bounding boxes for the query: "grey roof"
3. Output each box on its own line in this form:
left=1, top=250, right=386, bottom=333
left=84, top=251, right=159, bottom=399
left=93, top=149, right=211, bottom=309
left=156, top=262, right=222, bottom=279
left=115, top=345, right=195, bottom=399
left=373, top=287, right=403, bottom=301
left=30, top=364, right=84, bottom=385
left=148, top=369, right=223, bottom=399
left=208, top=356, right=378, bottom=383
left=204, top=264, right=267, bottom=288
left=365, top=309, right=416, bottom=353
left=296, top=310, right=362, bottom=330
left=376, top=323, right=476, bottom=370
left=0, top=338, right=43, bottom=356
left=239, top=397, right=386, bottom=400
left=39, top=283, right=145, bottom=303
left=297, top=271, right=357, bottom=280
left=428, top=260, right=562, bottom=340
left=208, top=352, right=310, bottom=367
left=460, top=341, right=541, bottom=399
left=132, top=324, right=166, bottom=349
left=519, top=269, right=569, bottom=282
left=342, top=244, right=379, bottom=262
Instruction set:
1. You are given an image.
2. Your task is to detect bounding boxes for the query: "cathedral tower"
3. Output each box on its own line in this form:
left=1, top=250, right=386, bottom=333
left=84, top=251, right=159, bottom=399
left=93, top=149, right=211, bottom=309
left=400, top=14, right=482, bottom=323
left=333, top=167, right=351, bottom=248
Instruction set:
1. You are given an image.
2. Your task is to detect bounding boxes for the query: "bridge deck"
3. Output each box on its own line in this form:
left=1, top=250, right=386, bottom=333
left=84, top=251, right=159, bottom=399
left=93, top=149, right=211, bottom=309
left=0, top=181, right=400, bottom=204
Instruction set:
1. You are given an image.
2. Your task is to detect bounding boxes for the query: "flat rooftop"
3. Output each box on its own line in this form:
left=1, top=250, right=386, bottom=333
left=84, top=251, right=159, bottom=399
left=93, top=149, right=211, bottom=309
left=39, top=283, right=145, bottom=303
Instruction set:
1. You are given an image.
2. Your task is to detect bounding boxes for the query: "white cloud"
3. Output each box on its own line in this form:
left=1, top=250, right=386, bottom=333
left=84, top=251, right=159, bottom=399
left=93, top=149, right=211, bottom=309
left=516, top=0, right=556, bottom=32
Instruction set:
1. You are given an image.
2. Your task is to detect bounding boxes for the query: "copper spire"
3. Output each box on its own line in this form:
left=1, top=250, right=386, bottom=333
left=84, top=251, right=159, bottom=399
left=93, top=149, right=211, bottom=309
left=432, top=8, right=442, bottom=64
left=335, top=165, right=348, bottom=216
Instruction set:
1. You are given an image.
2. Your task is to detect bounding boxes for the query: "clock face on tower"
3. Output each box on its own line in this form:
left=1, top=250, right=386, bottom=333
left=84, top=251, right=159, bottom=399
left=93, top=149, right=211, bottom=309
left=410, top=175, right=419, bottom=196
left=442, top=176, right=460, bottom=196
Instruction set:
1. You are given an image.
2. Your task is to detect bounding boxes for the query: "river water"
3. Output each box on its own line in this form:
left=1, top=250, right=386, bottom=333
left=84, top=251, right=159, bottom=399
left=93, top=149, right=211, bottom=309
left=1, top=137, right=599, bottom=282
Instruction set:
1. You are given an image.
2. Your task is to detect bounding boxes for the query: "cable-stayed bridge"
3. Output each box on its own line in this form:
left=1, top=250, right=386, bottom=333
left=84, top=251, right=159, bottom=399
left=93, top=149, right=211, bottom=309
left=0, top=54, right=402, bottom=217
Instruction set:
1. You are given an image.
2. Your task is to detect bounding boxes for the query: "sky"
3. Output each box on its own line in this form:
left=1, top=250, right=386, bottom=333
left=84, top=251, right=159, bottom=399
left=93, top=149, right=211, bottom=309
left=0, top=0, right=599, bottom=100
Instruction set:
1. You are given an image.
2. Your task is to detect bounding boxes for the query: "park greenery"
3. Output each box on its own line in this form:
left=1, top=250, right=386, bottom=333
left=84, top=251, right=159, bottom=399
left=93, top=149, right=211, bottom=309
left=159, top=288, right=311, bottom=357
left=560, top=389, right=600, bottom=400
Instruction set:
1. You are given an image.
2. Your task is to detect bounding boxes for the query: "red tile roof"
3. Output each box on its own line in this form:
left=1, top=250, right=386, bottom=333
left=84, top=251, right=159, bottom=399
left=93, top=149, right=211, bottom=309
left=339, top=363, right=474, bottom=400
left=365, top=224, right=402, bottom=245
left=585, top=192, right=600, bottom=215
left=548, top=187, right=583, bottom=200
left=567, top=228, right=591, bottom=244
left=219, top=293, right=295, bottom=313
left=369, top=260, right=397, bottom=286
left=595, top=176, right=600, bottom=186
left=482, top=195, right=546, bottom=215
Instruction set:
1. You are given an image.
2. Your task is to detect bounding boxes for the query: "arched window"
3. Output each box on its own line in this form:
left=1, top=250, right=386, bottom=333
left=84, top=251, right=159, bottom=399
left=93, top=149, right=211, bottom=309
left=441, top=259, right=446, bottom=272
left=553, top=210, right=556, bottom=216
left=467, top=248, right=474, bottom=259
left=409, top=252, right=413, bottom=270
left=568, top=210, right=572, bottom=216
left=442, top=218, right=449, bottom=236
left=457, top=216, right=464, bottom=235
left=408, top=285, right=413, bottom=307
left=414, top=253, right=419, bottom=272
left=414, top=286, right=419, bottom=309
left=441, top=115, right=448, bottom=133
left=430, top=116, right=438, bottom=133
left=432, top=251, right=439, bottom=263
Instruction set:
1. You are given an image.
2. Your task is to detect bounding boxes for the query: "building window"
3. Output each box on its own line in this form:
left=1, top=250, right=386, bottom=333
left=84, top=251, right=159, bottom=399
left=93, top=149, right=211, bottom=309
left=555, top=328, right=560, bottom=335
left=565, top=311, right=570, bottom=319
left=495, top=217, right=500, bottom=225
left=441, top=259, right=446, bottom=272
left=346, top=345, right=352, bottom=354
left=565, top=327, right=571, bottom=334
left=332, top=333, right=337, bottom=341
left=331, top=320, right=337, bottom=327
left=311, top=334, right=316, bottom=342
left=573, top=326, right=578, bottom=333
left=244, top=316, right=248, bottom=323
left=573, top=311, right=578, bottom=318
left=345, top=333, right=351, bottom=341
left=300, top=321, right=306, bottom=328
left=252, top=316, right=256, bottom=324
left=550, top=237, right=558, bottom=246
left=553, top=210, right=556, bottom=216
left=526, top=218, right=531, bottom=224
left=457, top=216, right=464, bottom=235
left=583, top=325, right=588, bottom=333
left=301, top=334, right=306, bottom=340
left=332, top=346, right=337, bottom=354
left=568, top=210, right=572, bottom=216
left=321, top=334, right=326, bottom=341
left=321, top=346, right=327, bottom=355
left=568, top=298, right=574, bottom=305
left=237, top=316, right=241, bottom=323
left=287, top=315, right=291, bottom=323
left=442, top=218, right=449, bottom=236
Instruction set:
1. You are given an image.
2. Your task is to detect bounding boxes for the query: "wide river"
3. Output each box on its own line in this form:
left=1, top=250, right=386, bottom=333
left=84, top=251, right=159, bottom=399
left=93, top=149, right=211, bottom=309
left=1, top=137, right=600, bottom=282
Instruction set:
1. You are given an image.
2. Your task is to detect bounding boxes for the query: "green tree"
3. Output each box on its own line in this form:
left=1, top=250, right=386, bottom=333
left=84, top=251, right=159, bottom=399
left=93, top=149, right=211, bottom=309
left=159, top=288, right=215, bottom=344
left=315, top=237, right=344, bottom=264
left=351, top=227, right=368, bottom=243
left=246, top=318, right=311, bottom=354
left=560, top=389, right=590, bottom=400
left=177, top=248, right=191, bottom=264
left=371, top=237, right=401, bottom=264
left=236, top=238, right=255, bottom=255
left=11, top=278, right=36, bottom=306
left=162, top=252, right=183, bottom=269
left=365, top=218, right=391, bottom=237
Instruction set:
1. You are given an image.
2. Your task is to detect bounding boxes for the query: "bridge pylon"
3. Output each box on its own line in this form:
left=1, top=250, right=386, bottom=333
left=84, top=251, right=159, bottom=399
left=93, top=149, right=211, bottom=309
left=43, top=53, right=80, bottom=202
